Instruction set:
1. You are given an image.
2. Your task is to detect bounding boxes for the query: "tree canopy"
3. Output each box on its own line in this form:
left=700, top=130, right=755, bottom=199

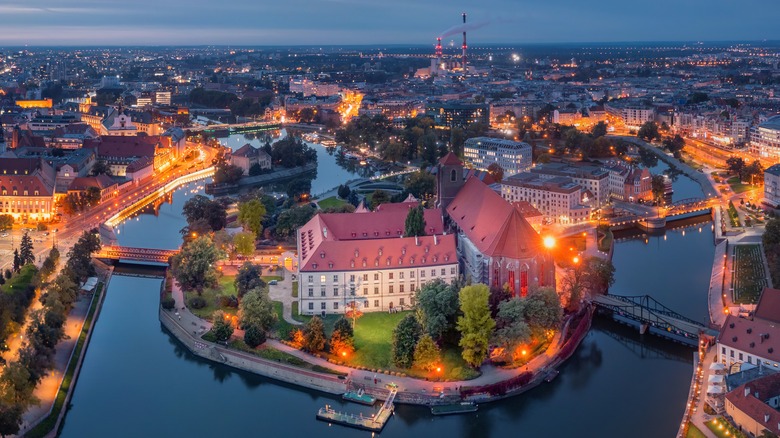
left=170, top=236, right=222, bottom=293
left=457, top=284, right=495, bottom=368
left=404, top=205, right=426, bottom=238
left=392, top=314, right=422, bottom=368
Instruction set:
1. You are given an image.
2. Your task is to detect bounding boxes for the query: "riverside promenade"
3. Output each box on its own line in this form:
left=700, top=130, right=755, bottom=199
left=166, top=281, right=592, bottom=406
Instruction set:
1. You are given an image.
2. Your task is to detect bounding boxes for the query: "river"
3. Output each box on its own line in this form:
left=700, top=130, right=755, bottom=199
left=59, top=151, right=714, bottom=437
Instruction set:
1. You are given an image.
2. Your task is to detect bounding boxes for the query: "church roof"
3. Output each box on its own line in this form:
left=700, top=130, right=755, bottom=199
left=439, top=152, right=462, bottom=166
left=447, top=177, right=542, bottom=259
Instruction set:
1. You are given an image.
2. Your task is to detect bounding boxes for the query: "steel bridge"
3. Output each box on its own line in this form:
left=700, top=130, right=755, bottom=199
left=599, top=322, right=691, bottom=364
left=592, top=294, right=715, bottom=347
left=95, top=245, right=179, bottom=265
left=664, top=197, right=713, bottom=218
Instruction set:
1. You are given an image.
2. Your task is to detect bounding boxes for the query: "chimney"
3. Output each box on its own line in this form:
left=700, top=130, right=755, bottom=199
left=434, top=234, right=438, bottom=245
left=765, top=414, right=771, bottom=424
left=462, top=12, right=467, bottom=71
left=745, top=387, right=751, bottom=397
left=415, top=235, right=419, bottom=246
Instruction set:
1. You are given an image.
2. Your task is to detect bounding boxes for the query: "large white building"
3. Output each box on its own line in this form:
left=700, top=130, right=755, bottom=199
left=530, top=162, right=609, bottom=207
left=500, top=173, right=591, bottom=224
left=750, top=116, right=780, bottom=162
left=463, top=137, right=533, bottom=176
left=297, top=205, right=458, bottom=315
left=605, top=102, right=655, bottom=128
left=717, top=288, right=780, bottom=371
left=765, top=164, right=780, bottom=208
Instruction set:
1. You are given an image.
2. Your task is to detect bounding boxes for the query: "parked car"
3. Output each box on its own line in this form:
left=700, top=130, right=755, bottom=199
left=268, top=280, right=278, bottom=285
left=1, top=233, right=8, bottom=238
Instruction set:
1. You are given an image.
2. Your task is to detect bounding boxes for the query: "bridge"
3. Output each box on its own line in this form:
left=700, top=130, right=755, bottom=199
left=604, top=197, right=715, bottom=230
left=186, top=121, right=281, bottom=135
left=592, top=294, right=716, bottom=347
left=663, top=197, right=714, bottom=218
left=95, top=245, right=179, bottom=265
left=599, top=323, right=691, bottom=364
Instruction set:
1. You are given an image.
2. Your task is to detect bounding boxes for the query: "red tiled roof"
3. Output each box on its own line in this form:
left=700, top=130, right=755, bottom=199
left=315, top=209, right=443, bottom=241
left=513, top=201, right=543, bottom=218
left=447, top=177, right=542, bottom=259
left=376, top=200, right=419, bottom=212
left=439, top=152, right=462, bottom=166
left=84, top=135, right=170, bottom=159
left=300, top=234, right=456, bottom=272
left=718, top=315, right=780, bottom=363
left=726, top=373, right=780, bottom=434
left=68, top=175, right=116, bottom=191
left=755, top=288, right=780, bottom=324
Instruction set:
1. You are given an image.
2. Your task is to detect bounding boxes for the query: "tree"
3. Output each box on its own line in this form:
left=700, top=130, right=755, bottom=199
left=19, top=233, right=34, bottom=266
left=415, top=279, right=459, bottom=341
left=66, top=231, right=101, bottom=281
left=211, top=311, right=234, bottom=342
left=0, top=361, right=37, bottom=405
left=238, top=287, right=277, bottom=332
left=457, top=284, right=495, bottom=368
left=392, top=314, right=422, bottom=368
left=368, top=190, right=391, bottom=210
left=238, top=199, right=266, bottom=236
left=90, top=160, right=112, bottom=176
left=663, top=135, right=685, bottom=155
left=0, top=215, right=12, bottom=231
left=493, top=298, right=531, bottom=351
left=687, top=92, right=709, bottom=105
left=303, top=316, right=327, bottom=353
left=651, top=175, right=666, bottom=202
left=233, top=231, right=256, bottom=257
left=745, top=160, right=765, bottom=185
left=413, top=334, right=441, bottom=371
left=560, top=265, right=586, bottom=312
left=248, top=163, right=263, bottom=176
left=581, top=257, right=616, bottom=296
left=726, top=157, right=746, bottom=177
left=337, top=184, right=351, bottom=199
left=234, top=262, right=264, bottom=298
left=0, top=403, right=24, bottom=438
left=637, top=122, right=660, bottom=142
left=244, top=324, right=266, bottom=348
left=523, top=287, right=563, bottom=331
left=12, top=250, right=20, bottom=273
left=487, top=163, right=505, bottom=183
left=404, top=171, right=436, bottom=199
left=330, top=317, right=355, bottom=357
left=404, top=205, right=426, bottom=238
left=275, top=205, right=317, bottom=239
left=169, top=236, right=222, bottom=294
left=590, top=121, right=608, bottom=138
left=182, top=195, right=227, bottom=232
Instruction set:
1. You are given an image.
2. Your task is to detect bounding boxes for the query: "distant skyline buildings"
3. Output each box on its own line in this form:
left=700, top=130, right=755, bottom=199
left=0, top=0, right=779, bottom=46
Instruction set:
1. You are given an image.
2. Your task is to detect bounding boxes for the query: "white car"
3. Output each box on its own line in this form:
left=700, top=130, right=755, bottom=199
left=1, top=233, right=8, bottom=238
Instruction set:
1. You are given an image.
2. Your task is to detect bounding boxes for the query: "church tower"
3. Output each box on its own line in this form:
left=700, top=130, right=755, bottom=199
left=436, top=152, right=465, bottom=211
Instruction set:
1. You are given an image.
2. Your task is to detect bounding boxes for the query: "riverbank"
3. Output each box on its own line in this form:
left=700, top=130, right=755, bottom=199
left=160, top=277, right=594, bottom=406
left=205, top=162, right=317, bottom=196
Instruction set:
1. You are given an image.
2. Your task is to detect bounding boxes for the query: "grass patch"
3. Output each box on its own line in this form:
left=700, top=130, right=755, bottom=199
left=733, top=244, right=768, bottom=304
left=706, top=417, right=747, bottom=438
left=26, top=284, right=104, bottom=438
left=184, top=274, right=238, bottom=320
left=685, top=423, right=707, bottom=438
left=597, top=228, right=613, bottom=253
left=1, top=263, right=38, bottom=294
left=292, top=301, right=299, bottom=316
left=345, top=311, right=479, bottom=381
left=727, top=201, right=742, bottom=228
left=292, top=281, right=298, bottom=298
left=272, top=301, right=296, bottom=340
left=727, top=176, right=753, bottom=194
left=229, top=339, right=346, bottom=376
left=317, top=196, right=347, bottom=210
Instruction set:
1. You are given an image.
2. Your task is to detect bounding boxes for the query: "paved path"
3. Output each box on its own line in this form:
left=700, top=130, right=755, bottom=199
left=267, top=270, right=302, bottom=326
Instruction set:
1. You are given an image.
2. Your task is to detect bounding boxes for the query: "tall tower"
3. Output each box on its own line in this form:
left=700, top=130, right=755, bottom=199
left=436, top=152, right=465, bottom=210
left=461, top=12, right=467, bottom=71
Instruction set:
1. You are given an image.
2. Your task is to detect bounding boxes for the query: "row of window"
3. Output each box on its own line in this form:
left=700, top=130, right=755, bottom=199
left=308, top=282, right=421, bottom=297
left=721, top=346, right=779, bottom=368
left=307, top=297, right=408, bottom=311
left=307, top=268, right=456, bottom=284
left=1, top=191, right=42, bottom=196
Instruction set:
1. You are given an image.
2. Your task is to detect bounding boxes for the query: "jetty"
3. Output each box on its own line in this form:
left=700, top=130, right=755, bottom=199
left=342, top=388, right=376, bottom=406
left=317, top=389, right=396, bottom=432
left=430, top=402, right=478, bottom=416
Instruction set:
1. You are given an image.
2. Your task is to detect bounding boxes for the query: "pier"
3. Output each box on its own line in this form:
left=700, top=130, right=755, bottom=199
left=316, top=388, right=396, bottom=432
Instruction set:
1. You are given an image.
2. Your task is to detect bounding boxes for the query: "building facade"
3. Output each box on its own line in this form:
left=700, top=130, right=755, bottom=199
left=765, top=164, right=780, bottom=207
left=751, top=116, right=780, bottom=162
left=530, top=162, right=609, bottom=207
left=463, top=137, right=533, bottom=176
left=500, top=173, right=591, bottom=224
left=0, top=158, right=57, bottom=223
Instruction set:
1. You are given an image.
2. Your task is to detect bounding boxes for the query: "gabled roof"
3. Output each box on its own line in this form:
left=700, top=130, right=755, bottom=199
left=447, top=177, right=542, bottom=259
left=439, top=152, right=462, bottom=166
left=68, top=174, right=116, bottom=191
left=726, top=373, right=780, bottom=434
left=755, top=288, right=780, bottom=324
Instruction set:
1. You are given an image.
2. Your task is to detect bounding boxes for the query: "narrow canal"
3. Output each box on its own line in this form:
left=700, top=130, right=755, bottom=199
left=59, top=143, right=714, bottom=437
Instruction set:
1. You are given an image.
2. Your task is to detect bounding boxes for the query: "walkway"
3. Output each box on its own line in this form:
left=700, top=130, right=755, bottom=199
left=708, top=240, right=728, bottom=327
left=267, top=271, right=302, bottom=326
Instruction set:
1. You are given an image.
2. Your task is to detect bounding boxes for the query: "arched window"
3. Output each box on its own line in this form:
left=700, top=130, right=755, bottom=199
left=450, top=168, right=457, bottom=182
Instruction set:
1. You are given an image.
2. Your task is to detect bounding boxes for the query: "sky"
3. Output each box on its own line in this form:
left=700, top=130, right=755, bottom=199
left=0, top=0, right=778, bottom=46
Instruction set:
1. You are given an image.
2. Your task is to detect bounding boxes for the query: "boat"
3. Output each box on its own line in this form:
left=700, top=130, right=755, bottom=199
left=342, top=389, right=376, bottom=406
left=430, top=402, right=478, bottom=416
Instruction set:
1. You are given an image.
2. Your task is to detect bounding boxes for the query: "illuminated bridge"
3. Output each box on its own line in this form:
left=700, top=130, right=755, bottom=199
left=95, top=245, right=179, bottom=265
left=592, top=294, right=716, bottom=347
left=186, top=121, right=281, bottom=135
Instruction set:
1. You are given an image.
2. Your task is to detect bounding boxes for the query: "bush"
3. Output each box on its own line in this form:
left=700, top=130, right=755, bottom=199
left=219, top=295, right=239, bottom=308
left=4, top=269, right=11, bottom=279
left=161, top=297, right=176, bottom=310
left=189, top=296, right=207, bottom=309
left=244, top=325, right=266, bottom=348
left=36, top=223, right=48, bottom=231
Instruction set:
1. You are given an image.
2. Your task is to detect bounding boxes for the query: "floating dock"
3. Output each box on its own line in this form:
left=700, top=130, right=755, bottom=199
left=342, top=389, right=376, bottom=406
left=430, top=402, right=478, bottom=416
left=317, top=389, right=396, bottom=432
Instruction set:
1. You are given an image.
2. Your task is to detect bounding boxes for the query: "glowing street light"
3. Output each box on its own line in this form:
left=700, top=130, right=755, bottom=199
left=543, top=236, right=555, bottom=249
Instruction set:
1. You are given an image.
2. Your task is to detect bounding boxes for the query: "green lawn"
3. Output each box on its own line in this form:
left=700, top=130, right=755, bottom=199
left=597, top=228, right=613, bottom=253
left=733, top=244, right=768, bottom=304
left=291, top=281, right=298, bottom=298
left=727, top=176, right=753, bottom=194
left=347, top=311, right=479, bottom=381
left=706, top=417, right=747, bottom=438
left=26, top=284, right=104, bottom=438
left=228, top=340, right=346, bottom=376
left=318, top=196, right=347, bottom=209
left=272, top=301, right=296, bottom=339
left=685, top=423, right=707, bottom=438
left=185, top=274, right=238, bottom=320
left=2, top=263, right=38, bottom=294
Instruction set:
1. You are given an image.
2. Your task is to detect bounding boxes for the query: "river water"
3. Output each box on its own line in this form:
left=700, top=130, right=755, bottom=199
left=59, top=147, right=714, bottom=437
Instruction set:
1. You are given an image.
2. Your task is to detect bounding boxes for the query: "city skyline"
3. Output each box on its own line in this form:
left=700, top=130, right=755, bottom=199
left=0, top=0, right=779, bottom=46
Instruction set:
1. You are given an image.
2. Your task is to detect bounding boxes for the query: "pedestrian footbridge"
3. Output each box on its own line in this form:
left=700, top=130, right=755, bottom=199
left=95, top=245, right=179, bottom=265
